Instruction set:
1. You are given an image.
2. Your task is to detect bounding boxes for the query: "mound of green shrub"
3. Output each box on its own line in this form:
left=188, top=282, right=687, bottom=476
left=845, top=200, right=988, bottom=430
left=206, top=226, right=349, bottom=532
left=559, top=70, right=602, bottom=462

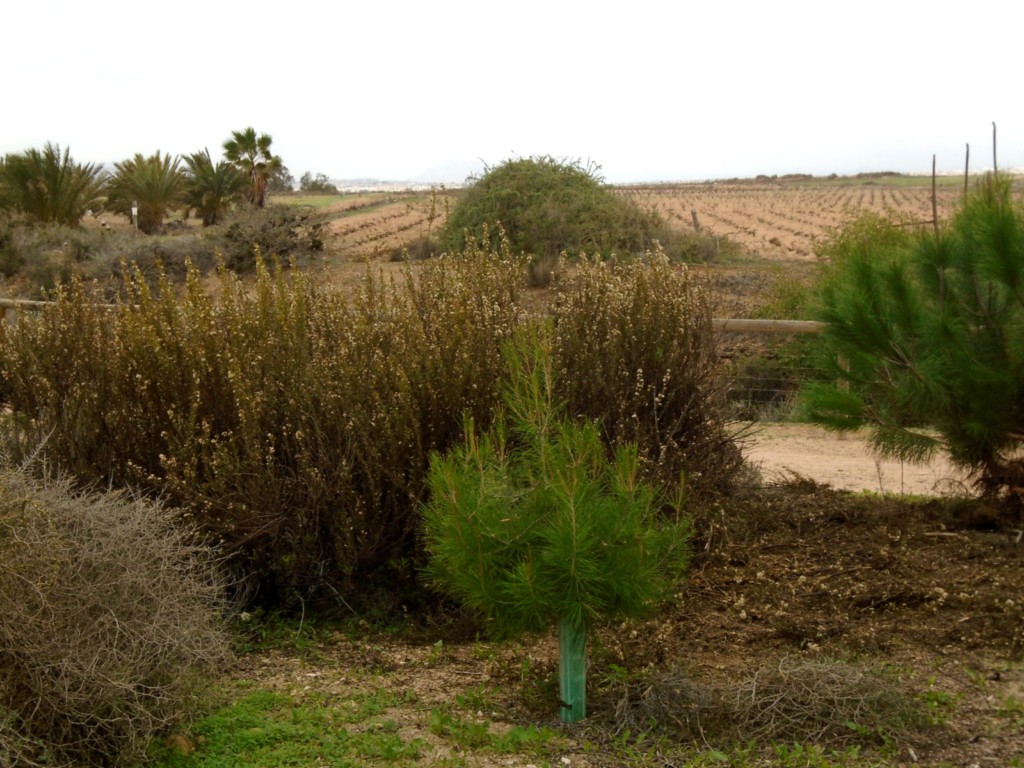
left=218, top=205, right=326, bottom=271
left=442, top=156, right=668, bottom=260
left=0, top=463, right=228, bottom=768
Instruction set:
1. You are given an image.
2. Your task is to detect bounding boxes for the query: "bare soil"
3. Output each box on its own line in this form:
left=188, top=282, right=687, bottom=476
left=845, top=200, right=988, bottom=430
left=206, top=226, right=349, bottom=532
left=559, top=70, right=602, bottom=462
left=621, top=181, right=962, bottom=261
left=744, top=423, right=972, bottom=497
left=230, top=479, right=1023, bottom=767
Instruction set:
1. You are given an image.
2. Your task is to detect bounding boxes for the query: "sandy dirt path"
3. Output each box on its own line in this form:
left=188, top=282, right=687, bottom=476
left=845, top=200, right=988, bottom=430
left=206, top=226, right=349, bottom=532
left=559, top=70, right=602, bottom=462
left=743, top=423, right=972, bottom=497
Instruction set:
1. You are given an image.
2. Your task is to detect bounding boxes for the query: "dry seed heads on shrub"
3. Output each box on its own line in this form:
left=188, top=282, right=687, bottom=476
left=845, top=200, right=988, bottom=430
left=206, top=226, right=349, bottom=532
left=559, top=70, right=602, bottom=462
left=0, top=248, right=525, bottom=605
left=553, top=250, right=742, bottom=495
left=0, top=242, right=742, bottom=607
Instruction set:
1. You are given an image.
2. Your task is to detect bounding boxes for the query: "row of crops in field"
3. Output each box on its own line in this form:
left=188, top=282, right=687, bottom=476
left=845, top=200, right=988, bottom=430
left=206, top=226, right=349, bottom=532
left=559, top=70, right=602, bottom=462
left=619, top=181, right=964, bottom=258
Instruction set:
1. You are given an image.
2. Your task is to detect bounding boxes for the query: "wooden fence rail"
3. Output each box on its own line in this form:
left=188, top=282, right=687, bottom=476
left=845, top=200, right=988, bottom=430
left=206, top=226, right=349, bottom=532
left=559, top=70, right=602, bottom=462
left=1, top=298, right=51, bottom=324
left=3, top=298, right=828, bottom=337
left=711, top=318, right=824, bottom=334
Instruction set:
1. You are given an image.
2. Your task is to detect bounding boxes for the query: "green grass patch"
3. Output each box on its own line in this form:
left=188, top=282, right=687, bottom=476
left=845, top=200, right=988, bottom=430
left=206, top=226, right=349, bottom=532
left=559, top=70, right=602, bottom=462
left=270, top=191, right=431, bottom=214
left=997, top=694, right=1024, bottom=728
left=231, top=610, right=337, bottom=658
left=148, top=681, right=559, bottom=768
left=150, top=687, right=423, bottom=767
left=427, top=706, right=560, bottom=756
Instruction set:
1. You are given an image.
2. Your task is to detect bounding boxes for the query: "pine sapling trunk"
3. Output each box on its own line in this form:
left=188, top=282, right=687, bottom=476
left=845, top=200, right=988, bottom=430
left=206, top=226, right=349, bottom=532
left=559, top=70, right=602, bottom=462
left=559, top=618, right=587, bottom=723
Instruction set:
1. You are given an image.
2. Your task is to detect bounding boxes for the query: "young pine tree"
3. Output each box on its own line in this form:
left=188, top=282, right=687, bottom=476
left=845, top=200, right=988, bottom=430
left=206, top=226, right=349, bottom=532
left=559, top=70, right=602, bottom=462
left=803, top=174, right=1024, bottom=499
left=420, top=330, right=691, bottom=722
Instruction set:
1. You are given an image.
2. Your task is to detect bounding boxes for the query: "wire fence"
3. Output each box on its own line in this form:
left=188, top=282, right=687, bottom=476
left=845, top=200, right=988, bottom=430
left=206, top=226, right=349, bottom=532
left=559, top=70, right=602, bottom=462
left=712, top=319, right=828, bottom=423
left=726, top=359, right=828, bottom=422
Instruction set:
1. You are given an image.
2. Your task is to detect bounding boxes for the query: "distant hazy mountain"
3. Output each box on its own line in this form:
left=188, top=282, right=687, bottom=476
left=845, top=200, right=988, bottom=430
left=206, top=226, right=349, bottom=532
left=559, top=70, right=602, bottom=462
left=413, top=158, right=486, bottom=185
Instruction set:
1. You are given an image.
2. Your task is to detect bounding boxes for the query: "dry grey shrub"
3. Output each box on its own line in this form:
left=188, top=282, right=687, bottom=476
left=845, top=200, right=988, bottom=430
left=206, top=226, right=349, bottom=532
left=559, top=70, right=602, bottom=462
left=0, top=462, right=230, bottom=768
left=726, top=655, right=919, bottom=745
left=615, top=656, right=922, bottom=749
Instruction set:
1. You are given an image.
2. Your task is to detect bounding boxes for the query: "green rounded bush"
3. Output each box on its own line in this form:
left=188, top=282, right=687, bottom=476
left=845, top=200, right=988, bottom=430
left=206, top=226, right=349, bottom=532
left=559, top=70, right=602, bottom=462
left=441, top=156, right=665, bottom=259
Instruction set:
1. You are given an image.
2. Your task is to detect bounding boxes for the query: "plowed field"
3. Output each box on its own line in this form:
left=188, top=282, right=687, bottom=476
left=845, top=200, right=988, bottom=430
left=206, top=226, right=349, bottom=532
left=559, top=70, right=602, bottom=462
left=620, top=179, right=963, bottom=259
left=314, top=177, right=968, bottom=262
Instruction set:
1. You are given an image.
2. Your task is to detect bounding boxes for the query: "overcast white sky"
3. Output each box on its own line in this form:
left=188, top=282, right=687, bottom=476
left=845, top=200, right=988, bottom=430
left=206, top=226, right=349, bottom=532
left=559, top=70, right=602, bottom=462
left=3, top=1, right=1021, bottom=184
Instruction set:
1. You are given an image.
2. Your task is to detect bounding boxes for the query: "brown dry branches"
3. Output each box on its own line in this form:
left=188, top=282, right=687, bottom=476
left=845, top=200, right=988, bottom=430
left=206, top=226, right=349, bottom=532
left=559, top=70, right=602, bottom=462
left=613, top=655, right=925, bottom=750
left=0, top=463, right=230, bottom=767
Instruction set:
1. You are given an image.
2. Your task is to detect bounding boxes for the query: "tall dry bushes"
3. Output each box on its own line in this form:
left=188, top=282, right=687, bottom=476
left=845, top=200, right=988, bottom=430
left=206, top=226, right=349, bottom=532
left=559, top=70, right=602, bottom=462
left=0, top=244, right=738, bottom=606
left=0, top=463, right=228, bottom=768
left=0, top=246, right=524, bottom=604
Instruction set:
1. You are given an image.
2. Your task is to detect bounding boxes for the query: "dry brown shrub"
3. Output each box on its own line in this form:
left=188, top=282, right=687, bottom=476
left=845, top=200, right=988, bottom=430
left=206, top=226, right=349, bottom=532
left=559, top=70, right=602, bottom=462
left=0, top=246, right=524, bottom=606
left=727, top=655, right=919, bottom=746
left=526, top=252, right=561, bottom=288
left=613, top=656, right=923, bottom=749
left=0, top=241, right=740, bottom=608
left=0, top=462, right=230, bottom=768
left=613, top=668, right=731, bottom=742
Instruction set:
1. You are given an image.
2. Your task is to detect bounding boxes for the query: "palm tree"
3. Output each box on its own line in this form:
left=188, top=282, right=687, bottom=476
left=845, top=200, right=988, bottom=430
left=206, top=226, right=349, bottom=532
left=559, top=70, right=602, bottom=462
left=0, top=143, right=106, bottom=226
left=106, top=151, right=185, bottom=234
left=182, top=149, right=247, bottom=226
left=222, top=127, right=282, bottom=208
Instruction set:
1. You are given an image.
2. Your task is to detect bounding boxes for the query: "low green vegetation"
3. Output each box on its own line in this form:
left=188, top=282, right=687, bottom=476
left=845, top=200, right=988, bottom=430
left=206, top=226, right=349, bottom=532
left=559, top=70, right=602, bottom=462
left=427, top=706, right=559, bottom=755
left=132, top=639, right=939, bottom=768
left=272, top=192, right=345, bottom=209
left=299, top=171, right=339, bottom=193
left=997, top=694, right=1024, bottom=728
left=0, top=204, right=327, bottom=298
left=151, top=688, right=425, bottom=767
left=143, top=679, right=563, bottom=768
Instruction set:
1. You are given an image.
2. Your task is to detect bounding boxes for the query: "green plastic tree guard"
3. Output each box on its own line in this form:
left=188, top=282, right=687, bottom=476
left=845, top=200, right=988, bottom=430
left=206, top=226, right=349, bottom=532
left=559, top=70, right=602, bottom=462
left=559, top=618, right=587, bottom=723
